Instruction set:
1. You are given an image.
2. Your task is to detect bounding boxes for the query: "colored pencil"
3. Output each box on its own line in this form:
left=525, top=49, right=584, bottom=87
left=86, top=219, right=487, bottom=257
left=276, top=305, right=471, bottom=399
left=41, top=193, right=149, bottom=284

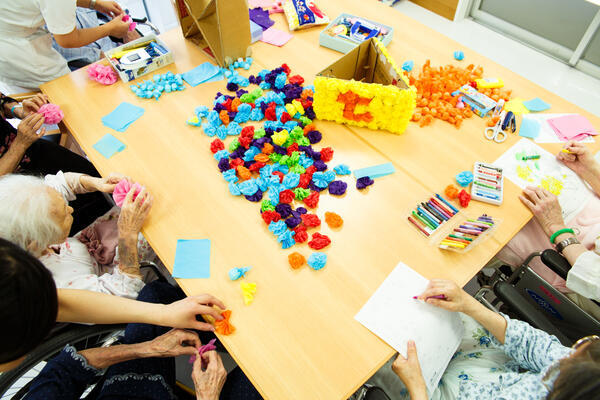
left=435, top=194, right=459, bottom=214
left=408, top=216, right=430, bottom=236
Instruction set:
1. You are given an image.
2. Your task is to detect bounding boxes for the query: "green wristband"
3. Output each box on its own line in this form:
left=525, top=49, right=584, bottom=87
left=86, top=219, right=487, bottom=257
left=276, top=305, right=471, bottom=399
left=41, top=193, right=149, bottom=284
left=550, top=228, right=574, bottom=244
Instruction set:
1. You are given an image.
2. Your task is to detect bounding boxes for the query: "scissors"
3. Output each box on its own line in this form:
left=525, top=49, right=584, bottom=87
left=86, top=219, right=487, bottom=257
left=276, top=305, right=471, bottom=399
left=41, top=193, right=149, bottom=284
left=484, top=111, right=508, bottom=143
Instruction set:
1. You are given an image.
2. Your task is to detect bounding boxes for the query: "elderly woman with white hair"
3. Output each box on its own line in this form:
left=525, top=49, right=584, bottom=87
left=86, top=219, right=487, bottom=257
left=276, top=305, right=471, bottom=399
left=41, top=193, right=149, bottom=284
left=0, top=171, right=153, bottom=299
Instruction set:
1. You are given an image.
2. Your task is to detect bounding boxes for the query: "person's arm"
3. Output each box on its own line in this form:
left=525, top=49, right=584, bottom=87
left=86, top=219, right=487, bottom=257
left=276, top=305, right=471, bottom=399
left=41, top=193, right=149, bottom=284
left=56, top=289, right=226, bottom=330
left=565, top=250, right=600, bottom=301
left=0, top=114, right=46, bottom=175
left=557, top=141, right=600, bottom=196
left=192, top=351, right=227, bottom=400
left=391, top=340, right=428, bottom=400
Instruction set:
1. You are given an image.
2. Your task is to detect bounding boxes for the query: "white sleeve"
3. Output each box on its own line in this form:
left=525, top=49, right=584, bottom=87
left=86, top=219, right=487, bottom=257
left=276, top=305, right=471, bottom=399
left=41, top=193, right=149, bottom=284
left=45, top=170, right=77, bottom=201
left=566, top=251, right=600, bottom=302
left=39, top=0, right=77, bottom=35
left=59, top=268, right=145, bottom=299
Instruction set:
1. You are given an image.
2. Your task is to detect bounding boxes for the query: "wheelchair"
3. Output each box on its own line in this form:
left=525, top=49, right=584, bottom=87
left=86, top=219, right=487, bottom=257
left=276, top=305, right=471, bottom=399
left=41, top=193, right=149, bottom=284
left=475, top=249, right=600, bottom=346
left=0, top=263, right=168, bottom=400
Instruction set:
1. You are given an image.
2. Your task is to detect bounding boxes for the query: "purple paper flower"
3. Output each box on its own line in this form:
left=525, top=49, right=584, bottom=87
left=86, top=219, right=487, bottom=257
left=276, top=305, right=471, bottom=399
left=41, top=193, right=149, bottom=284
left=245, top=189, right=263, bottom=202
left=305, top=106, right=316, bottom=120
left=228, top=111, right=237, bottom=120
left=260, top=102, right=269, bottom=114
left=227, top=82, right=239, bottom=92
left=313, top=160, right=327, bottom=171
left=273, top=145, right=287, bottom=155
left=275, top=203, right=292, bottom=218
left=307, top=130, right=322, bottom=144
left=214, top=103, right=226, bottom=112
left=264, top=127, right=274, bottom=136
left=236, top=89, right=248, bottom=97
left=295, top=207, right=307, bottom=214
left=218, top=158, right=231, bottom=172
left=309, top=182, right=326, bottom=192
left=328, top=180, right=347, bottom=195
left=356, top=176, right=375, bottom=189
left=244, top=160, right=254, bottom=168
left=285, top=216, right=302, bottom=228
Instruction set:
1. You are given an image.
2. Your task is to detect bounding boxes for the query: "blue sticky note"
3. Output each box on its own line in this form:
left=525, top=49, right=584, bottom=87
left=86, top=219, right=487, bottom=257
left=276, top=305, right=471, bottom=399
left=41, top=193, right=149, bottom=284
left=353, top=162, right=396, bottom=179
left=172, top=239, right=211, bottom=279
left=93, top=133, right=125, bottom=158
left=519, top=118, right=541, bottom=139
left=523, top=97, right=551, bottom=112
left=101, top=102, right=144, bottom=132
left=182, top=62, right=222, bottom=87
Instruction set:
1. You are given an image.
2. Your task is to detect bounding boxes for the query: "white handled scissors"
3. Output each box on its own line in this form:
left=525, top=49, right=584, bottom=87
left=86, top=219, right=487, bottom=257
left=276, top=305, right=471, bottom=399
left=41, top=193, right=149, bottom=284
left=484, top=111, right=507, bottom=143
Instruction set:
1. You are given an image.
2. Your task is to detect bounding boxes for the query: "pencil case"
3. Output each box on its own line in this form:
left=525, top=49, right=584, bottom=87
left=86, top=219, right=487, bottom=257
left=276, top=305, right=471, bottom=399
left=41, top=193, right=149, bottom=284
left=471, top=162, right=503, bottom=206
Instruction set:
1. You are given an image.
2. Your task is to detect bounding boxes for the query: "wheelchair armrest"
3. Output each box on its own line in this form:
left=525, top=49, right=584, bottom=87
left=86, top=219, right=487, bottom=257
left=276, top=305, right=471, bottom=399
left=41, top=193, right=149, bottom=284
left=541, top=249, right=571, bottom=281
left=494, top=281, right=572, bottom=346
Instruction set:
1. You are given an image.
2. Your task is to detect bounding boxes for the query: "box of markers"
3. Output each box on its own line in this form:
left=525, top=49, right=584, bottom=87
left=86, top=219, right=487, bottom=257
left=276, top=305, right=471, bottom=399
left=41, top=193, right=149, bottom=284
left=436, top=214, right=499, bottom=253
left=471, top=162, right=503, bottom=205
left=105, top=34, right=174, bottom=82
left=406, top=193, right=460, bottom=238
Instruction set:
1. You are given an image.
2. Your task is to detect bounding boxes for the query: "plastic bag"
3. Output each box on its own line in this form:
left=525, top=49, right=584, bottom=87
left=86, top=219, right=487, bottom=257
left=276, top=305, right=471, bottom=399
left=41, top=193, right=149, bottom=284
left=283, top=0, right=329, bottom=30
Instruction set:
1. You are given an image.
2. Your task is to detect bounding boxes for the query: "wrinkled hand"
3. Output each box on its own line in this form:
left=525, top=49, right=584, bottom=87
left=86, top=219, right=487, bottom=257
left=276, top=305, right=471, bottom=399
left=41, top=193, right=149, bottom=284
left=392, top=341, right=427, bottom=398
left=96, top=1, right=123, bottom=18
left=82, top=172, right=128, bottom=193
left=15, top=113, right=45, bottom=148
left=416, top=279, right=471, bottom=313
left=106, top=13, right=130, bottom=38
left=557, top=141, right=597, bottom=179
left=192, top=351, right=227, bottom=400
left=519, top=186, right=565, bottom=237
left=118, top=187, right=152, bottom=236
left=160, top=295, right=226, bottom=332
left=142, top=329, right=201, bottom=358
left=21, top=94, right=49, bottom=116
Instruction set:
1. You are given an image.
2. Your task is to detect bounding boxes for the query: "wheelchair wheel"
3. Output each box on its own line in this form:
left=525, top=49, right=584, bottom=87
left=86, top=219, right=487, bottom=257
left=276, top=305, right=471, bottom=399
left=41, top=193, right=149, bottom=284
left=0, top=324, right=125, bottom=400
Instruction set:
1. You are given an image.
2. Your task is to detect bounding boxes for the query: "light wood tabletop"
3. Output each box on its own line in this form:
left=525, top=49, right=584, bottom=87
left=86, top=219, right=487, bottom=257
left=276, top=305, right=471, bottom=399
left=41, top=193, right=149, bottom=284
left=40, top=1, right=600, bottom=398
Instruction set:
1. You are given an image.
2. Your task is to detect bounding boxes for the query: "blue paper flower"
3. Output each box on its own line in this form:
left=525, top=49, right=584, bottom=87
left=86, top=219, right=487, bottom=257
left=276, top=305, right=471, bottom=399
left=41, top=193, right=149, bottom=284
left=312, top=171, right=335, bottom=188
left=228, top=182, right=241, bottom=196
left=308, top=253, right=327, bottom=270
left=222, top=169, right=238, bottom=183
left=334, top=164, right=351, bottom=175
left=238, top=180, right=259, bottom=196
left=268, top=220, right=287, bottom=236
left=214, top=149, right=230, bottom=161
left=228, top=266, right=251, bottom=280
left=282, top=173, right=300, bottom=189
left=202, top=122, right=216, bottom=137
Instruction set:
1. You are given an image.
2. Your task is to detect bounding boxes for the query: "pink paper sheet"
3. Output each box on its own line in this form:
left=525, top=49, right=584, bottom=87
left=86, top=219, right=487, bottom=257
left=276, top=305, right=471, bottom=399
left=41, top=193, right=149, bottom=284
left=260, top=27, right=293, bottom=47
left=248, top=0, right=275, bottom=7
left=547, top=114, right=598, bottom=142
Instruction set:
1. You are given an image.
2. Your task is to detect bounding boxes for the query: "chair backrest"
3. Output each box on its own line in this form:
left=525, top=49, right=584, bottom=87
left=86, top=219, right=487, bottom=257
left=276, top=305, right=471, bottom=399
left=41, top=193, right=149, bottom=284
left=513, top=266, right=600, bottom=341
left=361, top=385, right=392, bottom=400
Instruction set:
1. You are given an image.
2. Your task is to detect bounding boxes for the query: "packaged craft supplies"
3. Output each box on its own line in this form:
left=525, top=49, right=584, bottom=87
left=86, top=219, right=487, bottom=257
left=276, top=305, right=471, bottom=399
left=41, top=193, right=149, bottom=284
left=313, top=38, right=416, bottom=134
left=283, top=0, right=330, bottom=30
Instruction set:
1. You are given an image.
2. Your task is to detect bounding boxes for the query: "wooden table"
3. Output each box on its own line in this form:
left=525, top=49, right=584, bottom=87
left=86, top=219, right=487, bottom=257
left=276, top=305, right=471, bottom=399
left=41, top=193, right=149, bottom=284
left=41, top=1, right=600, bottom=398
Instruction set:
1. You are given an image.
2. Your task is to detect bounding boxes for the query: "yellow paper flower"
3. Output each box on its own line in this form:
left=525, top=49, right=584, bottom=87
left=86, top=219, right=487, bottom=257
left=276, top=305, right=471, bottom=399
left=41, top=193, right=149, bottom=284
left=240, top=282, right=257, bottom=305
left=272, top=129, right=289, bottom=146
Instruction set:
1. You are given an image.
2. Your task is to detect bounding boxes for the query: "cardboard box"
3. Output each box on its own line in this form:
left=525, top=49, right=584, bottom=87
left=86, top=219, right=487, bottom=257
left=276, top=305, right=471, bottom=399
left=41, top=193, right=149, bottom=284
left=313, top=38, right=416, bottom=134
left=173, top=0, right=251, bottom=67
left=105, top=34, right=173, bottom=82
left=319, top=13, right=393, bottom=54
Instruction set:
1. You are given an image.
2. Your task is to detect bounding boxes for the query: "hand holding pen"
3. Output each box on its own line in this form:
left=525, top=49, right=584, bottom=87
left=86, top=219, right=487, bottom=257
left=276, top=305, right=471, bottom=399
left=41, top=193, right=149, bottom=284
left=413, top=279, right=475, bottom=313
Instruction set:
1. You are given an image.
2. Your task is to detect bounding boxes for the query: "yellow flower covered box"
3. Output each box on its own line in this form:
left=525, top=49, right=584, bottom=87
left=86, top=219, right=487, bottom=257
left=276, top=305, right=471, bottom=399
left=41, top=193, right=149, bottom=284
left=313, top=38, right=416, bottom=134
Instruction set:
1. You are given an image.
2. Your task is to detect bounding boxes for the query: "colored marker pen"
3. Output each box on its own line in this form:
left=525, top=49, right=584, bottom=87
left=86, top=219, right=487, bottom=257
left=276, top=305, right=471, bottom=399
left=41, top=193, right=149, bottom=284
left=412, top=294, right=447, bottom=300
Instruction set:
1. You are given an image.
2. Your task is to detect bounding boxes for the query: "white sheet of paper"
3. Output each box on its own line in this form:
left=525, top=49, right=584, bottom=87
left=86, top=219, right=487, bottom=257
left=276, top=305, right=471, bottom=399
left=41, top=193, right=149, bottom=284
left=355, top=263, right=464, bottom=397
left=522, top=113, right=594, bottom=143
left=494, top=138, right=593, bottom=221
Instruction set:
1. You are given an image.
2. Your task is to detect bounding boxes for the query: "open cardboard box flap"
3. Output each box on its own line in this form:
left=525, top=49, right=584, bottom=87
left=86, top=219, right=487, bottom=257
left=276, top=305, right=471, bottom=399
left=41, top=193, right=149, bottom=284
left=174, top=0, right=251, bottom=66
left=317, top=39, right=408, bottom=89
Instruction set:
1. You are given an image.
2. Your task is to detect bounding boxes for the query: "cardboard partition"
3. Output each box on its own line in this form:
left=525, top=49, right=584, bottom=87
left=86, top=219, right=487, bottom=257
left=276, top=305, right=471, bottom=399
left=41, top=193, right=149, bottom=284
left=173, top=0, right=251, bottom=66
left=313, top=38, right=416, bottom=134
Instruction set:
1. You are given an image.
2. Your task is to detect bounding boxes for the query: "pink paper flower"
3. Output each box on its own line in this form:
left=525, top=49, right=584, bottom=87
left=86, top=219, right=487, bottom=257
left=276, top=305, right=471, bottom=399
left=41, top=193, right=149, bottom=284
left=38, top=103, right=64, bottom=124
left=112, top=179, right=143, bottom=207
left=88, top=63, right=118, bottom=85
left=122, top=15, right=137, bottom=31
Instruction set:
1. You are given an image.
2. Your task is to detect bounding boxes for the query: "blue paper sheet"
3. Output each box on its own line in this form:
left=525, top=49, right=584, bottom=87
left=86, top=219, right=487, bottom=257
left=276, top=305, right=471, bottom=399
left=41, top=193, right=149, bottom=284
left=250, top=20, right=263, bottom=43
left=353, top=162, right=396, bottom=179
left=523, top=97, right=551, bottom=112
left=172, top=239, right=211, bottom=279
left=519, top=117, right=541, bottom=139
left=101, top=102, right=144, bottom=132
left=182, top=62, right=223, bottom=87
left=93, top=133, right=125, bottom=158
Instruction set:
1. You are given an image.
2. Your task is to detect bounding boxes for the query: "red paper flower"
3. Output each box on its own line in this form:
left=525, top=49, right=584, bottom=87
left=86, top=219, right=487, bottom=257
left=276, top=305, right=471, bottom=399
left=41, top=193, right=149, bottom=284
left=298, top=173, right=311, bottom=188
left=301, top=213, right=321, bottom=228
left=293, top=226, right=308, bottom=243
left=320, top=147, right=334, bottom=162
left=249, top=162, right=265, bottom=172
left=272, top=171, right=285, bottom=183
left=308, top=232, right=331, bottom=250
left=279, top=189, right=295, bottom=204
left=210, top=138, right=224, bottom=153
left=287, top=143, right=299, bottom=155
left=458, top=189, right=471, bottom=207
left=229, top=158, right=244, bottom=169
left=261, top=210, right=281, bottom=224
left=281, top=63, right=291, bottom=75
left=280, top=112, right=292, bottom=123
left=304, top=191, right=319, bottom=208
left=289, top=75, right=305, bottom=85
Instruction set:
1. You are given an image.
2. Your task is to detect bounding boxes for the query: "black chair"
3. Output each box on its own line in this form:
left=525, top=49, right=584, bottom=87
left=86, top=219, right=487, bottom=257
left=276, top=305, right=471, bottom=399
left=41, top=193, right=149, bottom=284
left=475, top=249, right=600, bottom=346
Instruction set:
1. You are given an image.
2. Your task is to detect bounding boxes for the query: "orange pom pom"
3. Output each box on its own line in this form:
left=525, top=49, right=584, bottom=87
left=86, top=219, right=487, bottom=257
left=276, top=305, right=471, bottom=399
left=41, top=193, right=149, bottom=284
left=231, top=98, right=241, bottom=112
left=445, top=184, right=459, bottom=199
left=237, top=166, right=251, bottom=181
left=324, top=212, right=343, bottom=228
left=219, top=110, right=230, bottom=125
left=262, top=142, right=274, bottom=155
left=288, top=252, right=306, bottom=269
left=254, top=153, right=270, bottom=163
left=215, top=310, right=235, bottom=335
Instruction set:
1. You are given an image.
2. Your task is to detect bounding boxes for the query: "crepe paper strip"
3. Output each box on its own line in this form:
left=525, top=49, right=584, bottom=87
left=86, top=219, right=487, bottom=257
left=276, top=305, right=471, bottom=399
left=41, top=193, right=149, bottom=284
left=301, top=214, right=321, bottom=228
left=356, top=176, right=374, bottom=190
left=328, top=180, right=347, bottom=195
left=229, top=266, right=251, bottom=281
left=87, top=63, right=118, bottom=85
left=172, top=239, right=211, bottom=279
left=260, top=27, right=293, bottom=47
left=93, top=133, right=125, bottom=158
left=304, top=191, right=319, bottom=208
left=214, top=310, right=235, bottom=335
left=444, top=184, right=459, bottom=199
left=101, top=102, right=144, bottom=132
left=288, top=252, right=306, bottom=269
left=334, top=164, right=351, bottom=175
left=519, top=117, right=541, bottom=139
left=522, top=98, right=551, bottom=112
left=455, top=171, right=474, bottom=187
left=189, top=338, right=217, bottom=364
left=240, top=282, right=257, bottom=305
left=37, top=104, right=64, bottom=124
left=353, top=163, right=396, bottom=179
left=308, top=232, right=331, bottom=250
left=112, top=179, right=143, bottom=207
left=308, top=252, right=327, bottom=271
left=325, top=212, right=343, bottom=228
left=458, top=189, right=471, bottom=208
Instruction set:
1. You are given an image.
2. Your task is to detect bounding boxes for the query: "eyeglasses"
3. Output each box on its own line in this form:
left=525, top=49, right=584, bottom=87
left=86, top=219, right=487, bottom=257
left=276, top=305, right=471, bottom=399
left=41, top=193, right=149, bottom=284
left=572, top=335, right=600, bottom=350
